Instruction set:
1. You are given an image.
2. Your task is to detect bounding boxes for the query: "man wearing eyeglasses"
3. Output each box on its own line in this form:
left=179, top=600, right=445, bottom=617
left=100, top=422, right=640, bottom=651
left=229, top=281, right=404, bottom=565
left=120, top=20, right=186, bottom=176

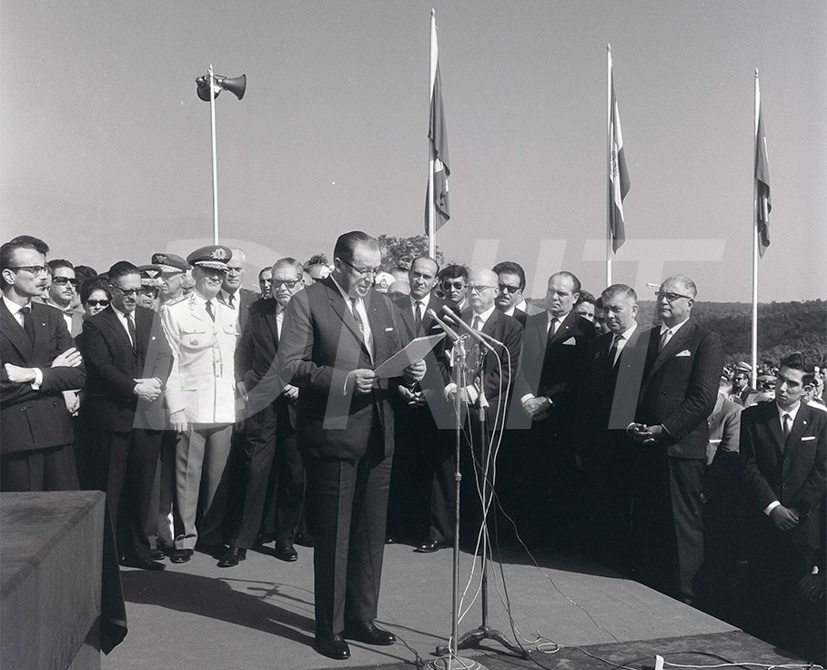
left=278, top=231, right=426, bottom=660
left=161, top=245, right=240, bottom=564
left=79, top=261, right=172, bottom=570
left=438, top=264, right=469, bottom=313
left=731, top=362, right=756, bottom=406
left=627, top=274, right=724, bottom=602
left=41, top=259, right=84, bottom=337
left=1, top=235, right=85, bottom=491
left=218, top=258, right=306, bottom=568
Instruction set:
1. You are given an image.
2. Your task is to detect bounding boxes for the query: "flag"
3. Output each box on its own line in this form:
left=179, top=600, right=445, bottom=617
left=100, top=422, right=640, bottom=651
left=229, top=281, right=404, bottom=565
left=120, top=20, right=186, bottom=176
left=608, top=69, right=630, bottom=252
left=426, top=14, right=450, bottom=233
left=755, top=90, right=771, bottom=257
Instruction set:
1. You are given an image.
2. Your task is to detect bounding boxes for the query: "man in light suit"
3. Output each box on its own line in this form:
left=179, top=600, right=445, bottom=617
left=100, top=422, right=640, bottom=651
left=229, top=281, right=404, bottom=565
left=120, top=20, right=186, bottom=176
left=80, top=261, right=172, bottom=570
left=218, top=257, right=306, bottom=568
left=628, top=274, right=724, bottom=601
left=1, top=235, right=85, bottom=491
left=278, top=231, right=425, bottom=660
left=161, top=245, right=240, bottom=564
left=511, top=271, right=595, bottom=548
left=739, top=353, right=826, bottom=642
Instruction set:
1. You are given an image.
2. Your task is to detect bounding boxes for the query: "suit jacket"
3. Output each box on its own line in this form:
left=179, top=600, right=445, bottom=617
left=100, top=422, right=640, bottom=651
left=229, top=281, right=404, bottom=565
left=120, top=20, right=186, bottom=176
left=511, top=309, right=595, bottom=430
left=454, top=308, right=523, bottom=428
left=740, top=400, right=827, bottom=548
left=161, top=292, right=239, bottom=425
left=1, top=299, right=86, bottom=455
left=278, top=277, right=401, bottom=460
left=236, top=297, right=297, bottom=423
left=704, top=394, right=743, bottom=502
left=577, top=324, right=649, bottom=459
left=79, top=306, right=173, bottom=432
left=218, top=287, right=257, bottom=331
left=635, top=319, right=724, bottom=459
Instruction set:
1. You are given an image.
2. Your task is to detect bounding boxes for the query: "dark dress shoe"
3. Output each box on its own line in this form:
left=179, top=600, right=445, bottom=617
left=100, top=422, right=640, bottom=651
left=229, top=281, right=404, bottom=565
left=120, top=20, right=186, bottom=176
left=217, top=547, right=247, bottom=568
left=120, top=557, right=165, bottom=571
left=169, top=549, right=193, bottom=564
left=149, top=549, right=166, bottom=561
left=274, top=541, right=298, bottom=562
left=314, top=633, right=350, bottom=660
left=294, top=533, right=314, bottom=548
left=414, top=539, right=448, bottom=553
left=343, top=620, right=396, bottom=646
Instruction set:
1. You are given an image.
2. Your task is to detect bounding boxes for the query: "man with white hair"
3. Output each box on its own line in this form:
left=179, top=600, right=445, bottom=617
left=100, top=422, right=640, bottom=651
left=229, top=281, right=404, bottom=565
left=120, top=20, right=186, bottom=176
left=218, top=247, right=257, bottom=330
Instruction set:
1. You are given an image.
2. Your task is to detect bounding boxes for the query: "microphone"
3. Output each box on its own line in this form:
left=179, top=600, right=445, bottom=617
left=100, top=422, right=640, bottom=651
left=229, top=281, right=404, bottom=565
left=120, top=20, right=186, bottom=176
left=439, top=305, right=487, bottom=346
left=426, top=308, right=459, bottom=341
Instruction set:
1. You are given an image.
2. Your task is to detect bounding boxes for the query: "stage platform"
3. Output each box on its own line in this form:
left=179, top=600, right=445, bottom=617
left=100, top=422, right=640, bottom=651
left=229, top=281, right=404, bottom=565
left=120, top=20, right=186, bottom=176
left=102, top=541, right=813, bottom=670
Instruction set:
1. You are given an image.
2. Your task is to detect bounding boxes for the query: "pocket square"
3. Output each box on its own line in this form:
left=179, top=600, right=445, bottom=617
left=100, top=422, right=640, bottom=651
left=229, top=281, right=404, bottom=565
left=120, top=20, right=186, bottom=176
left=675, top=349, right=691, bottom=357
left=562, top=337, right=576, bottom=346
left=801, top=436, right=816, bottom=442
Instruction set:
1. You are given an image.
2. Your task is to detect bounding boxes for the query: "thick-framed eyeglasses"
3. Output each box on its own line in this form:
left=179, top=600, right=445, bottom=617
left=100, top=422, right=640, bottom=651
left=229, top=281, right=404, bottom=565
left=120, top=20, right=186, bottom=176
left=8, top=265, right=49, bottom=276
left=498, top=283, right=521, bottom=294
left=469, top=285, right=497, bottom=294
left=655, top=291, right=693, bottom=303
left=51, top=276, right=78, bottom=287
left=270, top=278, right=302, bottom=289
left=338, top=257, right=379, bottom=278
left=110, top=285, right=141, bottom=297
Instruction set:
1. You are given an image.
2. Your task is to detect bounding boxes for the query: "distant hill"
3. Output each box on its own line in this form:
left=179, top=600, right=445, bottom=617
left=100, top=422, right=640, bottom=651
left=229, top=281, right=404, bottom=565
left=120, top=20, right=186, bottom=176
left=525, top=299, right=827, bottom=365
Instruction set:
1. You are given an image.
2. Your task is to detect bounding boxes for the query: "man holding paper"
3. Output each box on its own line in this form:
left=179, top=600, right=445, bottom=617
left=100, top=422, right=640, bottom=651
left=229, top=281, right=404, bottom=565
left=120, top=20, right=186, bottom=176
left=278, top=231, right=425, bottom=660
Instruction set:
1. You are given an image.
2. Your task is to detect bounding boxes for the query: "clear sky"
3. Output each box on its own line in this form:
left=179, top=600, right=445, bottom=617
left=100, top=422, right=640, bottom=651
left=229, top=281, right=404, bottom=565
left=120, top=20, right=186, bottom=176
left=2, top=1, right=824, bottom=302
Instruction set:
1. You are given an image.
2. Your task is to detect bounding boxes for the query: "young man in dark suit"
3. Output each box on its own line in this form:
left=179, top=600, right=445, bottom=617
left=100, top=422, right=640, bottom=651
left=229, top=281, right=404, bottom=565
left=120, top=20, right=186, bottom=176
left=80, top=261, right=173, bottom=570
left=627, top=274, right=724, bottom=601
left=1, top=235, right=85, bottom=491
left=278, top=231, right=425, bottom=660
left=739, top=353, right=826, bottom=644
left=511, top=271, right=595, bottom=548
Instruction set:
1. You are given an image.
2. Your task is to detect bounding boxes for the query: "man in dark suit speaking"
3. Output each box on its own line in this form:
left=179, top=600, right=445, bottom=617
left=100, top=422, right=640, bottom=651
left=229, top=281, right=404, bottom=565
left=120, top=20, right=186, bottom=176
left=278, top=231, right=425, bottom=660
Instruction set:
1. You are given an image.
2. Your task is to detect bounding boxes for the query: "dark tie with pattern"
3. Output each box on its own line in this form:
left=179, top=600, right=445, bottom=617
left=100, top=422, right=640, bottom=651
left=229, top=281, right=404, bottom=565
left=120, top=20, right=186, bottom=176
left=414, top=301, right=423, bottom=335
left=350, top=298, right=364, bottom=337
left=608, top=335, right=620, bottom=370
left=228, top=293, right=235, bottom=308
left=127, top=313, right=137, bottom=352
left=782, top=413, right=792, bottom=452
left=659, top=328, right=670, bottom=352
left=205, top=300, right=215, bottom=321
left=20, top=306, right=35, bottom=344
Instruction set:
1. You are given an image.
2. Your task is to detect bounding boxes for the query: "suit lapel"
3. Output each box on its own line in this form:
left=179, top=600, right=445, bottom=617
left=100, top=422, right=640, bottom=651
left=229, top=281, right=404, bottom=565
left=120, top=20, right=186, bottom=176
left=323, top=278, right=365, bottom=354
left=762, top=402, right=785, bottom=457
left=648, top=319, right=694, bottom=377
left=0, top=299, right=34, bottom=359
left=548, top=311, right=575, bottom=346
left=102, top=307, right=135, bottom=352
left=782, top=404, right=812, bottom=477
left=398, top=296, right=417, bottom=343
left=263, top=302, right=280, bottom=348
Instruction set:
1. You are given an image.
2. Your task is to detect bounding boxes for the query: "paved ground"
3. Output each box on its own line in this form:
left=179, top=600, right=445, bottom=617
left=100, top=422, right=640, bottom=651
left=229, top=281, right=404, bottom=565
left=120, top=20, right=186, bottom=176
left=102, top=541, right=748, bottom=670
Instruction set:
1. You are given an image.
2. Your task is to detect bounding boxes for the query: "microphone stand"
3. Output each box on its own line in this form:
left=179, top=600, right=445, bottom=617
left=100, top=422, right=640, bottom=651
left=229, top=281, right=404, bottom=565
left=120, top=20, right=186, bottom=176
left=431, top=311, right=528, bottom=665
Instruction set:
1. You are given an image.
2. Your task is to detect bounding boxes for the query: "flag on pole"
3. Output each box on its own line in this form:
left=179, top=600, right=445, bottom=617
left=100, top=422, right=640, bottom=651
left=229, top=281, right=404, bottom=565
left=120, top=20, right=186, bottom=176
left=426, top=14, right=450, bottom=233
left=608, top=65, right=630, bottom=252
left=755, top=87, right=771, bottom=257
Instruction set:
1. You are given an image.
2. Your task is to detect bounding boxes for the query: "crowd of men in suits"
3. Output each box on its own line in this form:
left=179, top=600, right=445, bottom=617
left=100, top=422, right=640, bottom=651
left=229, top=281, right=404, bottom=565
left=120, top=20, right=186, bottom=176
left=1, top=232, right=824, bottom=662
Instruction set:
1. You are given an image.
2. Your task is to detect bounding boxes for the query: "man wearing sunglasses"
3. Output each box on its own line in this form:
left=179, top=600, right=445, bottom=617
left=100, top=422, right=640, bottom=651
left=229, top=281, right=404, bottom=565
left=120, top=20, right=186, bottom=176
left=438, top=264, right=469, bottom=313
left=492, top=261, right=528, bottom=327
left=1, top=235, right=85, bottom=491
left=41, top=259, right=84, bottom=337
left=627, top=274, right=724, bottom=603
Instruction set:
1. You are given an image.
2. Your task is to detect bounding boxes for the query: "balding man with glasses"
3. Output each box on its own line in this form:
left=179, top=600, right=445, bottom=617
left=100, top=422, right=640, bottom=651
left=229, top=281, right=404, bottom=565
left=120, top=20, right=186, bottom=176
left=627, top=274, right=724, bottom=602
left=1, top=235, right=85, bottom=491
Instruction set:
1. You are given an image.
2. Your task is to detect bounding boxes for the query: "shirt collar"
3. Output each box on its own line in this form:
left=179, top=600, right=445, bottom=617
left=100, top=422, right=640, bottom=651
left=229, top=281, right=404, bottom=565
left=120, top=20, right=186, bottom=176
left=411, top=292, right=431, bottom=310
left=3, top=294, right=30, bottom=315
left=660, top=317, right=689, bottom=336
left=776, top=400, right=802, bottom=423
left=619, top=322, right=638, bottom=341
left=471, top=304, right=496, bottom=326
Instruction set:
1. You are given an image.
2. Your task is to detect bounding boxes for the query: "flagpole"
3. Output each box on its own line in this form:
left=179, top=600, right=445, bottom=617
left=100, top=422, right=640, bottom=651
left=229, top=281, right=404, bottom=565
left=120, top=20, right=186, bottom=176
left=209, top=64, right=219, bottom=244
left=428, top=9, right=437, bottom=260
left=606, top=45, right=613, bottom=287
left=751, top=70, right=760, bottom=388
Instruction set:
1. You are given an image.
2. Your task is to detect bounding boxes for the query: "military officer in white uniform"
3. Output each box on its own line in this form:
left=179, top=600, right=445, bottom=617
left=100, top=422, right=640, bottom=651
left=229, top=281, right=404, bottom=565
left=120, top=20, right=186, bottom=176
left=161, top=245, right=240, bottom=563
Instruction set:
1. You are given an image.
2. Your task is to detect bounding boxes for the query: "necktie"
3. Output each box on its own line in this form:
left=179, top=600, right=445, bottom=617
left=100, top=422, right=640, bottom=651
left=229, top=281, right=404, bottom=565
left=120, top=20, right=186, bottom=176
left=414, top=301, right=423, bottom=335
left=205, top=300, right=215, bottom=321
left=659, top=328, right=671, bottom=352
left=782, top=413, right=792, bottom=450
left=228, top=293, right=235, bottom=308
left=608, top=335, right=620, bottom=369
left=547, top=317, right=558, bottom=342
left=127, top=313, right=137, bottom=351
left=20, top=306, right=35, bottom=344
left=350, top=298, right=364, bottom=336
left=472, top=315, right=483, bottom=331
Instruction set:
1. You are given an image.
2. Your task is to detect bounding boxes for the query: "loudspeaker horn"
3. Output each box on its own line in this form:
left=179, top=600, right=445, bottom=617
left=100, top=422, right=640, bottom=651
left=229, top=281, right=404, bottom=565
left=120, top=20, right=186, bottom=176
left=216, top=74, right=246, bottom=100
